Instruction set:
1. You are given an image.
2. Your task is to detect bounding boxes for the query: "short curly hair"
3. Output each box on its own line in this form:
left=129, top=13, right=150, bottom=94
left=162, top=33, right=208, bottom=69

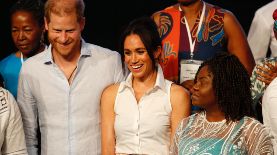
left=10, top=0, right=45, bottom=27
left=196, top=52, right=254, bottom=122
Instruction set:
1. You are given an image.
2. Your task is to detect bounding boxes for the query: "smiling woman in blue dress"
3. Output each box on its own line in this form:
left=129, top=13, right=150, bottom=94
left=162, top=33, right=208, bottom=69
left=101, top=17, right=191, bottom=155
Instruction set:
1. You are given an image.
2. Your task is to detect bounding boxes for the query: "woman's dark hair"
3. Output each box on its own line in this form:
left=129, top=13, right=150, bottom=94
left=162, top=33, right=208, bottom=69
left=10, top=0, right=45, bottom=27
left=196, top=52, right=254, bottom=122
left=119, top=16, right=161, bottom=75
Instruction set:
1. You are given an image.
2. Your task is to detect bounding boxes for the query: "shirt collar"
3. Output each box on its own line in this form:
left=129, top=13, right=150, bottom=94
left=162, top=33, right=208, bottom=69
left=43, top=38, right=91, bottom=64
left=119, top=64, right=167, bottom=93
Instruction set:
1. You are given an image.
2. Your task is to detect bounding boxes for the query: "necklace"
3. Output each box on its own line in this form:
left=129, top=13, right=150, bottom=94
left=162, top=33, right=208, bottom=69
left=68, top=66, right=77, bottom=82
left=20, top=52, right=24, bottom=64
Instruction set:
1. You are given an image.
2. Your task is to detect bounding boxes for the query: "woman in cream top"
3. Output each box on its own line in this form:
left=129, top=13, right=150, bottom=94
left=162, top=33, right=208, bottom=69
left=101, top=17, right=191, bottom=155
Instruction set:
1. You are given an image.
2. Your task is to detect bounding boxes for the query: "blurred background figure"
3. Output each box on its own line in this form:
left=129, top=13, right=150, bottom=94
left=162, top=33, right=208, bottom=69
left=250, top=8, right=277, bottom=121
left=101, top=17, right=191, bottom=155
left=248, top=0, right=277, bottom=63
left=0, top=87, right=27, bottom=154
left=152, top=0, right=255, bottom=91
left=0, top=0, right=45, bottom=98
left=170, top=53, right=275, bottom=154
left=261, top=8, right=277, bottom=152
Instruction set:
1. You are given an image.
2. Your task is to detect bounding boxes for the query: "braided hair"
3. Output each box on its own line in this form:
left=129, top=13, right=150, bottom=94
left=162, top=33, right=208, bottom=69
left=196, top=52, right=254, bottom=122
left=10, top=0, right=45, bottom=27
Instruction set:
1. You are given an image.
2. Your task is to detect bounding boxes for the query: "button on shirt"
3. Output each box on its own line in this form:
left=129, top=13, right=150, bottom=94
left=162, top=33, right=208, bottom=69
left=17, top=40, right=124, bottom=155
left=114, top=65, right=172, bottom=155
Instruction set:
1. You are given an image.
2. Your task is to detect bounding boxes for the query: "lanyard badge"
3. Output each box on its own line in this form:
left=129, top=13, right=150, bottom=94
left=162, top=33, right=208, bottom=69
left=179, top=2, right=206, bottom=83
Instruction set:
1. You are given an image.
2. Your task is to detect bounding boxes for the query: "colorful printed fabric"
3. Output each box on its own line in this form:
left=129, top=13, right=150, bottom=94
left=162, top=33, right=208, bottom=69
left=157, top=2, right=227, bottom=83
left=250, top=57, right=277, bottom=108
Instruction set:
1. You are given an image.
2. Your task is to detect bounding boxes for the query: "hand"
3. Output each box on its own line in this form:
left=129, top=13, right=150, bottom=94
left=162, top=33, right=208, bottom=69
left=180, top=80, right=194, bottom=92
left=256, top=61, right=277, bottom=85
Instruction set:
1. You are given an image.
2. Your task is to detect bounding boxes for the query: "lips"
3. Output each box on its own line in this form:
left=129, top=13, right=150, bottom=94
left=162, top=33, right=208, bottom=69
left=191, top=94, right=199, bottom=101
left=131, top=64, right=143, bottom=69
left=17, top=44, right=29, bottom=49
left=130, top=64, right=143, bottom=72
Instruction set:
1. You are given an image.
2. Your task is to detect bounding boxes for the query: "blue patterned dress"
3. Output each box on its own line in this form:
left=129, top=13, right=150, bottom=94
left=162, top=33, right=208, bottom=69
left=170, top=112, right=274, bottom=154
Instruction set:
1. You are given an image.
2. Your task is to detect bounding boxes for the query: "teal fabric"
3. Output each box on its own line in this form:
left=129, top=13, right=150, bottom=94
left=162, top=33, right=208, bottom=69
left=177, top=115, right=247, bottom=155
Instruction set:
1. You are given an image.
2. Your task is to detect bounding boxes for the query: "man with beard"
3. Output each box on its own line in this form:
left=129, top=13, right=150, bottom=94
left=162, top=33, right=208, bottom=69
left=17, top=0, right=124, bottom=154
left=152, top=0, right=255, bottom=92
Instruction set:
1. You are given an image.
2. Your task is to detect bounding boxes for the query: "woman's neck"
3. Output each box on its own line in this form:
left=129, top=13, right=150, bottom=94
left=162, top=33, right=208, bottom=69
left=15, top=43, right=46, bottom=58
left=133, top=69, right=157, bottom=89
left=179, top=0, right=203, bottom=16
left=205, top=108, right=225, bottom=122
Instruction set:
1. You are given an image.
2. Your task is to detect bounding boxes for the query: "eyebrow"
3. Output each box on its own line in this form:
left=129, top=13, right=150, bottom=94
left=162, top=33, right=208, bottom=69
left=124, top=47, right=146, bottom=51
left=198, top=73, right=212, bottom=80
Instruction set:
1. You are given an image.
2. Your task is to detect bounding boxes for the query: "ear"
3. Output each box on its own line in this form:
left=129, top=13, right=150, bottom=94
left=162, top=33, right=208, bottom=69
left=79, top=17, right=86, bottom=31
left=44, top=17, right=49, bottom=31
left=154, top=46, right=162, bottom=59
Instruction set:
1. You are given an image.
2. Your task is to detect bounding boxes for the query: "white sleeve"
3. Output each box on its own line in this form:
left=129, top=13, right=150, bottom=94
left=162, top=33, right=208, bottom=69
left=265, top=79, right=277, bottom=145
left=113, top=52, right=125, bottom=83
left=2, top=89, right=27, bottom=154
left=244, top=119, right=275, bottom=154
left=248, top=12, right=272, bottom=62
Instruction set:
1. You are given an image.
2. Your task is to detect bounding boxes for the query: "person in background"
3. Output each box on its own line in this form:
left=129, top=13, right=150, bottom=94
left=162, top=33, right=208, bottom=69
left=262, top=64, right=277, bottom=153
left=250, top=9, right=277, bottom=121
left=170, top=53, right=274, bottom=154
left=101, top=17, right=191, bottom=155
left=0, top=87, right=27, bottom=154
left=0, top=0, right=45, bottom=98
left=248, top=0, right=277, bottom=63
left=260, top=8, right=277, bottom=152
left=17, top=0, right=124, bottom=154
left=152, top=0, right=255, bottom=91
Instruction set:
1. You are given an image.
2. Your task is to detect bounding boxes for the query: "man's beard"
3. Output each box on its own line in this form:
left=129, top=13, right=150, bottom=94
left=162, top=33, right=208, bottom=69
left=179, top=0, right=199, bottom=6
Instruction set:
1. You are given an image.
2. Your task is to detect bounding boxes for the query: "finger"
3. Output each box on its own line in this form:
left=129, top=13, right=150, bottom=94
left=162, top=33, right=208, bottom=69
left=257, top=76, right=272, bottom=85
left=257, top=71, right=276, bottom=84
left=257, top=66, right=273, bottom=76
left=256, top=70, right=271, bottom=79
left=265, top=62, right=275, bottom=70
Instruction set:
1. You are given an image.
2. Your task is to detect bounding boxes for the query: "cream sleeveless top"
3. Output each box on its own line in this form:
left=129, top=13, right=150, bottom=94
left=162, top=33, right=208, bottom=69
left=114, top=65, right=172, bottom=155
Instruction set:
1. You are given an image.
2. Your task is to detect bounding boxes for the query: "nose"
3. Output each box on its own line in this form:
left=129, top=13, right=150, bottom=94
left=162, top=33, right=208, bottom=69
left=59, top=31, right=68, bottom=43
left=17, top=30, right=26, bottom=41
left=131, top=53, right=138, bottom=64
left=192, top=81, right=199, bottom=92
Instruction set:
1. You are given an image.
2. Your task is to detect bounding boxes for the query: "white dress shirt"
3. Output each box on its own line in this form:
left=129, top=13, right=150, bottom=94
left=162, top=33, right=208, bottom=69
left=248, top=0, right=277, bottom=63
left=17, top=40, right=124, bottom=155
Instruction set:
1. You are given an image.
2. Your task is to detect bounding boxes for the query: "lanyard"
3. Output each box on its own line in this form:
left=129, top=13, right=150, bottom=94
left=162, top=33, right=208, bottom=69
left=179, top=2, right=206, bottom=60
left=20, top=52, right=24, bottom=64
